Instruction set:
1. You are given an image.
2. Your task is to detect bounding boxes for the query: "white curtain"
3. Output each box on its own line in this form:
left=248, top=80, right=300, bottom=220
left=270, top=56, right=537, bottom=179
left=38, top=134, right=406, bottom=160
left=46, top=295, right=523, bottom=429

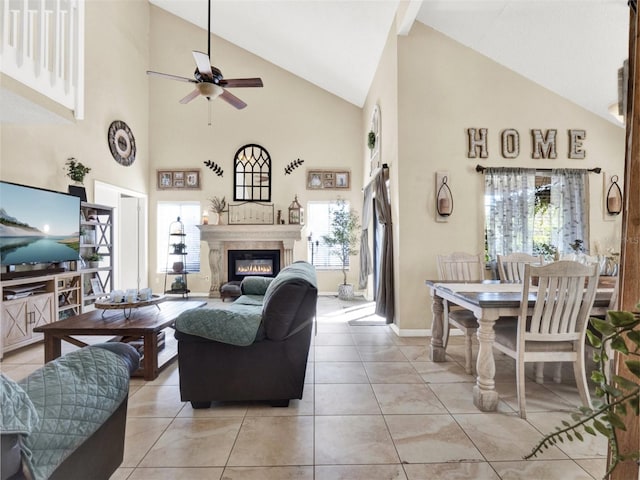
left=550, top=169, right=590, bottom=254
left=484, top=168, right=536, bottom=261
left=358, top=183, right=374, bottom=289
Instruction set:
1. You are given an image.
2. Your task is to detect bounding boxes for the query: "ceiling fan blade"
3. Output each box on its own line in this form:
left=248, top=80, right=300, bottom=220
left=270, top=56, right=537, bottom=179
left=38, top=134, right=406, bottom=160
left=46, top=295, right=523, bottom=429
left=192, top=51, right=214, bottom=81
left=220, top=78, right=264, bottom=88
left=147, top=70, right=196, bottom=83
left=179, top=89, right=202, bottom=104
left=219, top=89, right=247, bottom=109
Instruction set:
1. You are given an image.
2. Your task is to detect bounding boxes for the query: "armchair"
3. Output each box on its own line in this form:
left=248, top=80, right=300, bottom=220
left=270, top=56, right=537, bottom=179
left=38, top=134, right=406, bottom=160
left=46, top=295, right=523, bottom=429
left=174, top=261, right=318, bottom=408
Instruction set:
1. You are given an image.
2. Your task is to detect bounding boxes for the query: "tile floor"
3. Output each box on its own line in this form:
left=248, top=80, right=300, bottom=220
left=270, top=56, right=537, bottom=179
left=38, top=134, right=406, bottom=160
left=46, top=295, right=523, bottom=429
left=0, top=296, right=607, bottom=479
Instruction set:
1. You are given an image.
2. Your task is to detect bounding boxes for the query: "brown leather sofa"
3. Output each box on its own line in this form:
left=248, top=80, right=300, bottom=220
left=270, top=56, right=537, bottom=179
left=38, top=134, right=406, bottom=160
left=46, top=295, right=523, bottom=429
left=175, top=261, right=318, bottom=408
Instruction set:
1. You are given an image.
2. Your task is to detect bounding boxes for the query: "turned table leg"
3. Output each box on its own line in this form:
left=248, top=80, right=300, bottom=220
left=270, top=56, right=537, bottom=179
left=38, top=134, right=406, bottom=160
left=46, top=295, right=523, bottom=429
left=430, top=294, right=446, bottom=362
left=472, top=311, right=499, bottom=412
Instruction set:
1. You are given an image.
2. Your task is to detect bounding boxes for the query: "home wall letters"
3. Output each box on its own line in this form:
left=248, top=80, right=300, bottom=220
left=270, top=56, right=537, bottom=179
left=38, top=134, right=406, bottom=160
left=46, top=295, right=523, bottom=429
left=466, top=128, right=587, bottom=160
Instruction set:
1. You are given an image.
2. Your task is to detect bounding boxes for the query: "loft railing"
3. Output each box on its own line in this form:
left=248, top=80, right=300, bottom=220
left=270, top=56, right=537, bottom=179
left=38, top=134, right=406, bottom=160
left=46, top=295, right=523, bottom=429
left=1, top=0, right=85, bottom=119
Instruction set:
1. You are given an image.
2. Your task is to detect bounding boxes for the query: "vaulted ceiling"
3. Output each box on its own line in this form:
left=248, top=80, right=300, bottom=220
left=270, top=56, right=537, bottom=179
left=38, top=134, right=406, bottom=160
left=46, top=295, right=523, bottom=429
left=150, top=0, right=630, bottom=126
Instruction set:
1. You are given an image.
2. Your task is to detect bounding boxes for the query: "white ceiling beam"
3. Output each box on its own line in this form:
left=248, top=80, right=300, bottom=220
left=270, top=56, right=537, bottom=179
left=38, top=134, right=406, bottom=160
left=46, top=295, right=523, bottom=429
left=396, top=0, right=423, bottom=36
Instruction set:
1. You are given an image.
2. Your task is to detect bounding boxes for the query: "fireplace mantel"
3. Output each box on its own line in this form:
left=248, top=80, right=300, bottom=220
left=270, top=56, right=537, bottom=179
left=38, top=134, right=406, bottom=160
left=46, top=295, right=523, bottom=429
left=197, top=224, right=303, bottom=297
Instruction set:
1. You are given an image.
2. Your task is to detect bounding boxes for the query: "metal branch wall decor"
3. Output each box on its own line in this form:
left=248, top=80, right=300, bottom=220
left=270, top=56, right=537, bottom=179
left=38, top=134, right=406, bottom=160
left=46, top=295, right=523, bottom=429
left=203, top=160, right=224, bottom=177
left=284, top=158, right=304, bottom=175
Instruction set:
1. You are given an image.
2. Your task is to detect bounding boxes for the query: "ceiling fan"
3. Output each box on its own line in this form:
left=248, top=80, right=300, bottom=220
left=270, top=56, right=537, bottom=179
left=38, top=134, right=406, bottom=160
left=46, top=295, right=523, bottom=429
left=146, top=0, right=263, bottom=110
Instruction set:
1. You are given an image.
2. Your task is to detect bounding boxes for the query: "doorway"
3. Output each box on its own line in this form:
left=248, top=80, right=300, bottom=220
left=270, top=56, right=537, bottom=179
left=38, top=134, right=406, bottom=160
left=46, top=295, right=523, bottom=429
left=94, top=181, right=148, bottom=291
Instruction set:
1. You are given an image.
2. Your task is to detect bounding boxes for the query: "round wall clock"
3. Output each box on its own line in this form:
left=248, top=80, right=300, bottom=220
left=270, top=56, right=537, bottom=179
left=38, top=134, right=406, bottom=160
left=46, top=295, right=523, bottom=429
left=108, top=120, right=136, bottom=166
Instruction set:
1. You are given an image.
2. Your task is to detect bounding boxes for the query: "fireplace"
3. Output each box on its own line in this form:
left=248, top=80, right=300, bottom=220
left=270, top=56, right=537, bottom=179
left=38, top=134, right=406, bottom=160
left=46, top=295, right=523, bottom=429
left=228, top=250, right=281, bottom=282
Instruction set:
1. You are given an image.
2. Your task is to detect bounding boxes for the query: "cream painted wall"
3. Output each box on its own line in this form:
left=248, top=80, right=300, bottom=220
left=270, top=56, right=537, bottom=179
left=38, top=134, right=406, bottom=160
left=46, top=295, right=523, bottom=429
left=390, top=22, right=625, bottom=332
left=148, top=7, right=363, bottom=294
left=362, top=25, right=399, bottom=302
left=0, top=0, right=150, bottom=199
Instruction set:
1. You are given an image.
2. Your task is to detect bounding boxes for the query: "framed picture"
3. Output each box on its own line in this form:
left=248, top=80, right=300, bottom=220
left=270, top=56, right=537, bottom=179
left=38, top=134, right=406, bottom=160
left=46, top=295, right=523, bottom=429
left=157, top=169, right=201, bottom=190
left=90, top=278, right=103, bottom=295
left=306, top=169, right=351, bottom=190
left=335, top=172, right=350, bottom=188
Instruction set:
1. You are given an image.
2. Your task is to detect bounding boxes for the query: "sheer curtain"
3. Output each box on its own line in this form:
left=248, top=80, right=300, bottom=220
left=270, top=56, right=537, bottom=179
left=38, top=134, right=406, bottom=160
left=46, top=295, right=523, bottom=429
left=550, top=169, right=589, bottom=254
left=358, top=183, right=373, bottom=289
left=484, top=168, right=536, bottom=261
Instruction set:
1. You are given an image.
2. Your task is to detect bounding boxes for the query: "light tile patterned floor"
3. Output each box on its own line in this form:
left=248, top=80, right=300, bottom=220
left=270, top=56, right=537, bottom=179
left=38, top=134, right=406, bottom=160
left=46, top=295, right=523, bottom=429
left=0, top=296, right=607, bottom=479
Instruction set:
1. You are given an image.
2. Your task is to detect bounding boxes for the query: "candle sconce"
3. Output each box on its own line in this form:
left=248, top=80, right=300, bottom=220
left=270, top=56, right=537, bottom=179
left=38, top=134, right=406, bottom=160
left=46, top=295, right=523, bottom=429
left=606, top=175, right=622, bottom=215
left=436, top=172, right=453, bottom=221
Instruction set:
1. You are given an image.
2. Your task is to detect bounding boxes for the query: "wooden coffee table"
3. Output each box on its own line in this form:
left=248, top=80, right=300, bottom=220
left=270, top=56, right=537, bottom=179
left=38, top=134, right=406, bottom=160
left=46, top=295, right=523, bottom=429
left=34, top=300, right=206, bottom=380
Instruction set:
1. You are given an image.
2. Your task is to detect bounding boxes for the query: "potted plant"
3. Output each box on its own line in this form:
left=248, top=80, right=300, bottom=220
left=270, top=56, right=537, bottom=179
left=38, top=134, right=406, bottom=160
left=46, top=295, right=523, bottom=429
left=367, top=131, right=376, bottom=150
left=171, top=242, right=186, bottom=255
left=323, top=199, right=360, bottom=300
left=527, top=308, right=640, bottom=478
left=65, top=157, right=91, bottom=184
left=84, top=252, right=102, bottom=268
left=208, top=196, right=227, bottom=225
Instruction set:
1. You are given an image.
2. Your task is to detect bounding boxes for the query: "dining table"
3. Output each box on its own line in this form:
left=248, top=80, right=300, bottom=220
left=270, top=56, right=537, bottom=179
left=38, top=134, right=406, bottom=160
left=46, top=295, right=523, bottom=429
left=424, top=280, right=613, bottom=412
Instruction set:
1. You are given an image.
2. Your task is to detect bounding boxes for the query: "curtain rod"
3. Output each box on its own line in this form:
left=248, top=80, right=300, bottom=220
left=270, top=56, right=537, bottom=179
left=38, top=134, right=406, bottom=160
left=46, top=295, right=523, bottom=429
left=475, top=164, right=601, bottom=174
left=362, top=163, right=389, bottom=191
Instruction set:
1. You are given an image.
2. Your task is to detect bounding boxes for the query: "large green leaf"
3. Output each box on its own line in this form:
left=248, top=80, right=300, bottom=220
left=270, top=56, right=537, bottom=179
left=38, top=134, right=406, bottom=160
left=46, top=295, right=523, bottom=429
left=607, top=310, right=637, bottom=327
left=612, top=375, right=638, bottom=391
left=627, top=330, right=640, bottom=348
left=611, top=336, right=629, bottom=355
left=625, top=359, right=640, bottom=378
left=591, top=318, right=616, bottom=336
left=604, top=412, right=627, bottom=430
left=586, top=329, right=602, bottom=348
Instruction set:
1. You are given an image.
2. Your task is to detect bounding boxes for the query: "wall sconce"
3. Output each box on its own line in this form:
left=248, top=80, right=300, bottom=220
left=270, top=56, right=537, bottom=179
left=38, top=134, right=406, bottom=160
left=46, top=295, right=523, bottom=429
left=288, top=194, right=304, bottom=225
left=606, top=175, right=623, bottom=215
left=436, top=172, right=453, bottom=219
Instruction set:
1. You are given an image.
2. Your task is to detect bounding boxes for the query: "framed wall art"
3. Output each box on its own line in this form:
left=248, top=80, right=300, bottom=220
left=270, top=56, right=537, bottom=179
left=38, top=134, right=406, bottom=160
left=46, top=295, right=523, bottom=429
left=157, top=169, right=201, bottom=190
left=306, top=170, right=350, bottom=190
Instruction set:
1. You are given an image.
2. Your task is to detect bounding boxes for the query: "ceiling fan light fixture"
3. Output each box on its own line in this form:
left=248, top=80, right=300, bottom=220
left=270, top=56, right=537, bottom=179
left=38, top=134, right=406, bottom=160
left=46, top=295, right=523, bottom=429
left=198, top=82, right=223, bottom=99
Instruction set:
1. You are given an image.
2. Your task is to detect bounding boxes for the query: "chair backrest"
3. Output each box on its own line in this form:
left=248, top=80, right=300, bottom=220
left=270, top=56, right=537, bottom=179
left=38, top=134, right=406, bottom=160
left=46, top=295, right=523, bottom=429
left=436, top=252, right=484, bottom=281
left=520, top=260, right=599, bottom=343
left=497, top=253, right=544, bottom=283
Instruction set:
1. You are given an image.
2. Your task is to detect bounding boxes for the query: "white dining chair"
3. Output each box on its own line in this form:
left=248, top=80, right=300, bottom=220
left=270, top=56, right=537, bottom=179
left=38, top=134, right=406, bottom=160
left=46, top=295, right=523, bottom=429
left=436, top=252, right=484, bottom=374
left=497, top=253, right=544, bottom=283
left=492, top=260, right=599, bottom=419
left=497, top=252, right=546, bottom=381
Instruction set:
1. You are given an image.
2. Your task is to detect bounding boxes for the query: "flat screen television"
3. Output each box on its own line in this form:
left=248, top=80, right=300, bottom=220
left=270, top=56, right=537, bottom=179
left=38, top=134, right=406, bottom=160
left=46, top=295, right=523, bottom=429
left=0, top=181, right=81, bottom=268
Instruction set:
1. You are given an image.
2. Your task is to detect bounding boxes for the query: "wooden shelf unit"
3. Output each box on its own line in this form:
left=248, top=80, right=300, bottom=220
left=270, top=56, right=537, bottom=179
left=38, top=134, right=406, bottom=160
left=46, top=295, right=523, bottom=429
left=0, top=272, right=83, bottom=358
left=80, top=202, right=114, bottom=308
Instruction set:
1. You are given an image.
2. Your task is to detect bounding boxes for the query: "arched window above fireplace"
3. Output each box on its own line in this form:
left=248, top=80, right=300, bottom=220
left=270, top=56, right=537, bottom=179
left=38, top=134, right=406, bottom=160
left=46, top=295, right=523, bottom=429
left=234, top=144, right=271, bottom=202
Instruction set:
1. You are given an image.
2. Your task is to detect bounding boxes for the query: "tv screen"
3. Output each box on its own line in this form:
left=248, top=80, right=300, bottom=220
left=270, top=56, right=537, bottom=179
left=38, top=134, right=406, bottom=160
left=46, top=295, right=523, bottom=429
left=0, top=181, right=81, bottom=267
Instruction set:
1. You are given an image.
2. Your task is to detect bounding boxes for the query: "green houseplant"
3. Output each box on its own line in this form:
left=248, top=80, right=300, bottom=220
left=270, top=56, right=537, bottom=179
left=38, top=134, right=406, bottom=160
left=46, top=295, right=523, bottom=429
left=526, top=308, right=640, bottom=478
left=323, top=199, right=360, bottom=300
left=84, top=252, right=102, bottom=268
left=65, top=157, right=91, bottom=184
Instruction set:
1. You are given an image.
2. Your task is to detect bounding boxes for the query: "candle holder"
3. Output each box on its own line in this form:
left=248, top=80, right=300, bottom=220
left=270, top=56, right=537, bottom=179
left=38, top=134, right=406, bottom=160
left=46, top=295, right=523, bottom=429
left=436, top=175, right=454, bottom=217
left=606, top=175, right=622, bottom=215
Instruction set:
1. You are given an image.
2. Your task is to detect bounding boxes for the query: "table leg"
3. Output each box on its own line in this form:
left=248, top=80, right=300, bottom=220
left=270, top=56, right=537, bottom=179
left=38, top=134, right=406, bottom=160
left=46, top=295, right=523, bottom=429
left=142, top=332, right=160, bottom=380
left=472, top=313, right=499, bottom=411
left=43, top=334, right=62, bottom=362
left=430, top=294, right=446, bottom=362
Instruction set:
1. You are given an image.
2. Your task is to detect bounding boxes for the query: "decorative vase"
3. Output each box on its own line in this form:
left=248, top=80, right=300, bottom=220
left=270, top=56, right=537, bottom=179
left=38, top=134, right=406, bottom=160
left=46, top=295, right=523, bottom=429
left=338, top=283, right=354, bottom=300
left=172, top=261, right=184, bottom=273
left=210, top=212, right=220, bottom=225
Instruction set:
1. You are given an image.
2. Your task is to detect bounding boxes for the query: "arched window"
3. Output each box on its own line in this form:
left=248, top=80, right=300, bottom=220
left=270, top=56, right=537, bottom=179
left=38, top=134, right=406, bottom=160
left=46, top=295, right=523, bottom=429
left=234, top=144, right=271, bottom=201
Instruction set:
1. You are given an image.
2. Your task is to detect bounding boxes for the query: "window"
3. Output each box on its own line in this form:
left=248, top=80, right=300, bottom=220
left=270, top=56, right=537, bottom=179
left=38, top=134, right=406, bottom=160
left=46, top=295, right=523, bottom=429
left=306, top=201, right=350, bottom=269
left=157, top=202, right=200, bottom=273
left=484, top=168, right=589, bottom=261
left=234, top=144, right=271, bottom=201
